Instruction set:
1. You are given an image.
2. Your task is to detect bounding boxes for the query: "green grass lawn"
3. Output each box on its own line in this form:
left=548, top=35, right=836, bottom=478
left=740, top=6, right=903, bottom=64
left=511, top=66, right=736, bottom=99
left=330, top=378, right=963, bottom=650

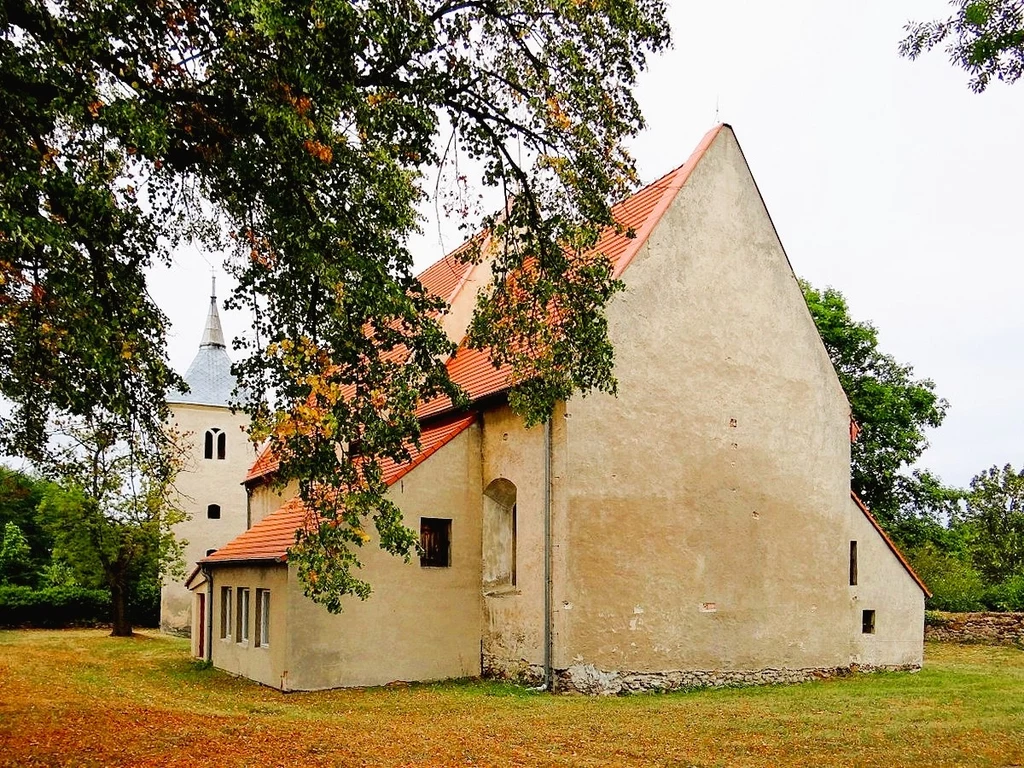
left=1, top=630, right=1022, bottom=767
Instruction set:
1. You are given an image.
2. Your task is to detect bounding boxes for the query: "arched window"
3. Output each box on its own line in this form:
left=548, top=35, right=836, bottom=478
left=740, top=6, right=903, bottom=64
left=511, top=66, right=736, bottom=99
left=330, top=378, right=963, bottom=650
left=483, top=478, right=517, bottom=590
left=207, top=504, right=221, bottom=519
left=204, top=428, right=226, bottom=460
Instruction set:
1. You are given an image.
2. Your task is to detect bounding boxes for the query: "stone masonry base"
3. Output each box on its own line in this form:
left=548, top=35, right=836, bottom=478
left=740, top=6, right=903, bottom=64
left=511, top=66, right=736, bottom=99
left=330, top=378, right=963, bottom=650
left=483, top=654, right=921, bottom=695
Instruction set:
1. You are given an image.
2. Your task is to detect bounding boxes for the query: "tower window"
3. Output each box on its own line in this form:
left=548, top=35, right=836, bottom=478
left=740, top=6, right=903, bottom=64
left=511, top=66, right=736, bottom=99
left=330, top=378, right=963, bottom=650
left=849, top=541, right=858, bottom=586
left=207, top=504, right=221, bottom=520
left=205, top=428, right=226, bottom=460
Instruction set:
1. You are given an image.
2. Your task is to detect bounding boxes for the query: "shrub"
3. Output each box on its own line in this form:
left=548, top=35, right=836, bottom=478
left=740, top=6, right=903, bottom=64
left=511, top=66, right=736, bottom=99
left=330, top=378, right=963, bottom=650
left=909, top=544, right=987, bottom=612
left=0, top=585, right=111, bottom=628
left=981, top=574, right=1024, bottom=612
left=0, top=584, right=160, bottom=629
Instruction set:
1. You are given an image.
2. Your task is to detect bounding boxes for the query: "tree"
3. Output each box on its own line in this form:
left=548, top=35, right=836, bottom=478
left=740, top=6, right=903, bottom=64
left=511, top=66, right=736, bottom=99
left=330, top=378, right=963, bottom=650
left=0, top=521, right=33, bottom=585
left=36, top=417, right=186, bottom=636
left=3, top=0, right=669, bottom=607
left=900, top=1, right=1024, bottom=92
left=958, top=464, right=1024, bottom=583
left=801, top=281, right=958, bottom=538
left=0, top=467, right=53, bottom=582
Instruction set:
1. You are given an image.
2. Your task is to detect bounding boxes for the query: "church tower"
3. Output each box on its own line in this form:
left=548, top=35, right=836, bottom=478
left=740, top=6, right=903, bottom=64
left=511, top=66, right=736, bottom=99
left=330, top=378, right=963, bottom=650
left=161, top=278, right=253, bottom=635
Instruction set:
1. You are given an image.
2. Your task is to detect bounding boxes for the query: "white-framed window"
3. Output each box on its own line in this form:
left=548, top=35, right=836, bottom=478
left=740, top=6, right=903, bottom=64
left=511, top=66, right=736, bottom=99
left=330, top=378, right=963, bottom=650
left=237, top=588, right=250, bottom=643
left=220, top=586, right=232, bottom=640
left=255, top=589, right=270, bottom=648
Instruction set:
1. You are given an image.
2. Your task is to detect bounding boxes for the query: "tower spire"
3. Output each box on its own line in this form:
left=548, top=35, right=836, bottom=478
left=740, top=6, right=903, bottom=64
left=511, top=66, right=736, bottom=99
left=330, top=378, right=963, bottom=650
left=200, top=273, right=226, bottom=349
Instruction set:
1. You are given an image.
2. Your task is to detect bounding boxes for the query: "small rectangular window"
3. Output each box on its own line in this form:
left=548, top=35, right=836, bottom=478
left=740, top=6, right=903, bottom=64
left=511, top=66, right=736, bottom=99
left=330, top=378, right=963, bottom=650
left=862, top=609, right=876, bottom=634
left=420, top=518, right=452, bottom=568
left=255, top=589, right=270, bottom=648
left=220, top=586, right=232, bottom=639
left=207, top=503, right=221, bottom=520
left=237, top=588, right=250, bottom=643
left=849, top=541, right=858, bottom=586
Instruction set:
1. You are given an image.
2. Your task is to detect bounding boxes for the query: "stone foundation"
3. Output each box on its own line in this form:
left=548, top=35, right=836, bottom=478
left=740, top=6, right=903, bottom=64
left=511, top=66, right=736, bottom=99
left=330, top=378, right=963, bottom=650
left=925, top=611, right=1024, bottom=645
left=484, top=656, right=920, bottom=695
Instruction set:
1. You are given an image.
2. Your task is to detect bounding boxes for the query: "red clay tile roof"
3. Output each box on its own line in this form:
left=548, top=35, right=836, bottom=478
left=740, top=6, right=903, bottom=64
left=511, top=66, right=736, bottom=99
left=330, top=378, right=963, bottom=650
left=416, top=236, right=480, bottom=306
left=244, top=442, right=280, bottom=484
left=851, top=492, right=930, bottom=597
left=205, top=413, right=476, bottom=565
left=244, top=125, right=725, bottom=481
left=415, top=124, right=725, bottom=419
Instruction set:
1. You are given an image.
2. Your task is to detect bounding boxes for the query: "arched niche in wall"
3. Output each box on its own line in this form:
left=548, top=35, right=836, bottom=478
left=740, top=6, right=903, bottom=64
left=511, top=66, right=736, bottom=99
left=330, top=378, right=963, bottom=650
left=483, top=478, right=517, bottom=590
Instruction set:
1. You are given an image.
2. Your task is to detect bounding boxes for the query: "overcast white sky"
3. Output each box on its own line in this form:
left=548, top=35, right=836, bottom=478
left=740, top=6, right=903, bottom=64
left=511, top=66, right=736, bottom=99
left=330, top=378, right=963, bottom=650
left=150, top=0, right=1023, bottom=491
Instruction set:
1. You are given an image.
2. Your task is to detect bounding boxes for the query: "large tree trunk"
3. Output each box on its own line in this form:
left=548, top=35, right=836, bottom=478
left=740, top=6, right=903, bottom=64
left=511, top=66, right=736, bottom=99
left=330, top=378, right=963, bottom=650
left=109, top=577, right=132, bottom=637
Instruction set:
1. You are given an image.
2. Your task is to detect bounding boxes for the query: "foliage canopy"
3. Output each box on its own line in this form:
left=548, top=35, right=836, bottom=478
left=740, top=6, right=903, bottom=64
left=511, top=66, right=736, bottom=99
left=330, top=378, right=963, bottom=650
left=959, top=463, right=1024, bottom=583
left=901, top=1, right=1024, bottom=91
left=2, top=0, right=669, bottom=607
left=801, top=281, right=958, bottom=538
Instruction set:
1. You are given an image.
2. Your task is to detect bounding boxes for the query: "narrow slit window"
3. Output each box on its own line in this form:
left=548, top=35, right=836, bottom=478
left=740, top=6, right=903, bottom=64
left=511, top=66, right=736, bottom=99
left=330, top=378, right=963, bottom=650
left=217, top=431, right=226, bottom=460
left=220, top=586, right=232, bottom=639
left=237, top=588, right=250, bottom=643
left=862, top=609, right=876, bottom=634
left=207, top=503, right=221, bottom=520
left=420, top=518, right=451, bottom=568
left=849, top=540, right=858, bottom=586
left=511, top=503, right=518, bottom=587
left=255, top=589, right=270, bottom=648
left=204, top=430, right=215, bottom=460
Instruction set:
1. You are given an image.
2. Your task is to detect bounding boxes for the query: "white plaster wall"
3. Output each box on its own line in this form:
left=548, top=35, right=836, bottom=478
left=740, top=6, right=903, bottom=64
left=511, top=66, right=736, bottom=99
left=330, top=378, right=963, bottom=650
left=848, top=498, right=925, bottom=668
left=283, top=423, right=483, bottom=690
left=161, top=403, right=254, bottom=634
left=247, top=479, right=297, bottom=526
left=559, top=126, right=859, bottom=674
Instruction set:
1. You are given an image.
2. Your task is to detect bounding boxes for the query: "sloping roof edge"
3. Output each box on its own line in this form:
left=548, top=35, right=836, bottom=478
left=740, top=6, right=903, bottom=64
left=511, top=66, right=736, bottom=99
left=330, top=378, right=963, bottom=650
left=204, top=412, right=478, bottom=566
left=611, top=123, right=725, bottom=279
left=183, top=565, right=206, bottom=590
left=851, top=492, right=931, bottom=597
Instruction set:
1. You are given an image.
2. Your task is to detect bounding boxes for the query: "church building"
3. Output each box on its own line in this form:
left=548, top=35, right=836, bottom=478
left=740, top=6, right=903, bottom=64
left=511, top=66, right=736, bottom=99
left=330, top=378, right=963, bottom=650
left=174, top=125, right=928, bottom=693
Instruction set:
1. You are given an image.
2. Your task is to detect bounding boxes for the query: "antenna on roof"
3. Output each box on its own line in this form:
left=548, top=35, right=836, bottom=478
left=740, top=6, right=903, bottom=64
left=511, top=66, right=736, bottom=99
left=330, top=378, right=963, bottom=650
left=210, top=270, right=216, bottom=300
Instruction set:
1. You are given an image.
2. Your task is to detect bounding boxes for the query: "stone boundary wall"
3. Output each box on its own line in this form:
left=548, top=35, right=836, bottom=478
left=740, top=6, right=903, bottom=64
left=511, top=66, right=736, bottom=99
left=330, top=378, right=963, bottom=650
left=925, top=612, right=1024, bottom=645
left=483, top=655, right=920, bottom=695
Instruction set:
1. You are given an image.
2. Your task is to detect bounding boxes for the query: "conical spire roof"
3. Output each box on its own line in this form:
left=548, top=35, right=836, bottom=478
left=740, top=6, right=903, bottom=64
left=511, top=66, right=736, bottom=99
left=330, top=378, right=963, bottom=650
left=201, top=276, right=226, bottom=348
left=168, top=275, right=238, bottom=407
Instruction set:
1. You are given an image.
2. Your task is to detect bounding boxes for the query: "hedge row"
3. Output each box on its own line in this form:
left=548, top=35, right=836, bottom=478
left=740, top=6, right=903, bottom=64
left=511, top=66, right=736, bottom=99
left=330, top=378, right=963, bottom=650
left=0, top=584, right=159, bottom=628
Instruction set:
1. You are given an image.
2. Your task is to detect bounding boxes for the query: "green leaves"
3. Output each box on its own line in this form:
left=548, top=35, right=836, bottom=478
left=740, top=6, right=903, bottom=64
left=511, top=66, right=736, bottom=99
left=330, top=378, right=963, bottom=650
left=959, top=463, right=1024, bottom=583
left=801, top=280, right=955, bottom=536
left=3, top=0, right=668, bottom=609
left=900, top=0, right=1024, bottom=92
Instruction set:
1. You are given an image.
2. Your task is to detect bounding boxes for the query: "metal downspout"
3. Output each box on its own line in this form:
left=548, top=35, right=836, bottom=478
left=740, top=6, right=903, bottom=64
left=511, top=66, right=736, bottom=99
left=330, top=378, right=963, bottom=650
left=544, top=417, right=553, bottom=691
left=205, top=567, right=213, bottom=663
